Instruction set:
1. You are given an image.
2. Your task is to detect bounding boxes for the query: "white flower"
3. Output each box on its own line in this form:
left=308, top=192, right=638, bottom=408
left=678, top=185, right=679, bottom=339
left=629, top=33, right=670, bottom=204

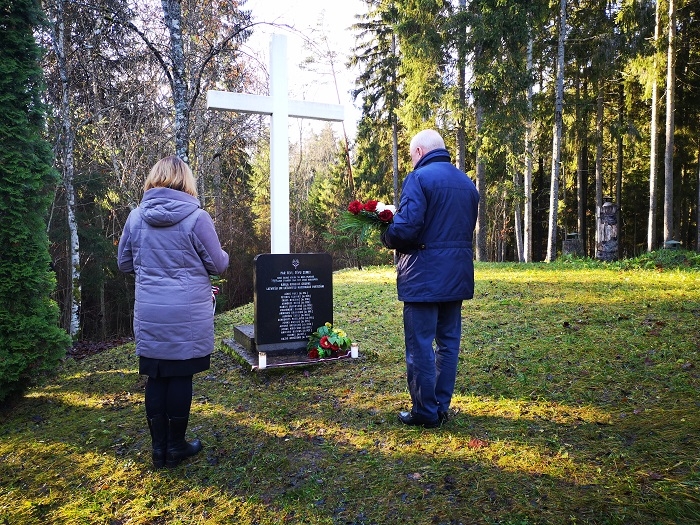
left=376, top=202, right=396, bottom=214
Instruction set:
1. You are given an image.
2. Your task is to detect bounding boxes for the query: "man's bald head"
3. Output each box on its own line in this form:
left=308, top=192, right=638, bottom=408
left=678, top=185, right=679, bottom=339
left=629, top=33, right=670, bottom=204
left=409, top=129, right=446, bottom=167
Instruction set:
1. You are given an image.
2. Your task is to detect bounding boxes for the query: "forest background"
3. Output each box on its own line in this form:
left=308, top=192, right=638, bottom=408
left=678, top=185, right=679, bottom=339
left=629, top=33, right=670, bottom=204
left=3, top=0, right=700, bottom=354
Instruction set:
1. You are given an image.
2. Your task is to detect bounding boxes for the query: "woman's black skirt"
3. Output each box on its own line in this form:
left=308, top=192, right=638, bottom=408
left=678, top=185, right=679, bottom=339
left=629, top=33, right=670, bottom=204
left=139, top=355, right=210, bottom=378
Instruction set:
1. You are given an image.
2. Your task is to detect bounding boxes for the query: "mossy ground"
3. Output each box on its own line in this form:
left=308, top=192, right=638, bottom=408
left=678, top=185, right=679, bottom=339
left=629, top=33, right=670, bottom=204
left=1, top=255, right=699, bottom=524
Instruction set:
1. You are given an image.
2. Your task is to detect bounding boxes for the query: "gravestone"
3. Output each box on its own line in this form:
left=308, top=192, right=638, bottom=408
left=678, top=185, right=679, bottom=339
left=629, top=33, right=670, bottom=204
left=232, top=253, right=333, bottom=365
left=562, top=232, right=584, bottom=257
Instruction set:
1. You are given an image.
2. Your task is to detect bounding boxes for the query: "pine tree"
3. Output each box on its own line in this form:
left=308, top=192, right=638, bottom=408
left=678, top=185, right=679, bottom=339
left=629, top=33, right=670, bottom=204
left=0, top=0, right=71, bottom=401
left=350, top=0, right=405, bottom=205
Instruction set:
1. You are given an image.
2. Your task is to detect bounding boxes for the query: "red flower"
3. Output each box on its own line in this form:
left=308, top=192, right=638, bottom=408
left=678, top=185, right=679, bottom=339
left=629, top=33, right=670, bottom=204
left=308, top=348, right=320, bottom=359
left=363, top=200, right=378, bottom=212
left=320, top=335, right=332, bottom=349
left=331, top=343, right=340, bottom=351
left=377, top=209, right=394, bottom=222
left=348, top=200, right=363, bottom=214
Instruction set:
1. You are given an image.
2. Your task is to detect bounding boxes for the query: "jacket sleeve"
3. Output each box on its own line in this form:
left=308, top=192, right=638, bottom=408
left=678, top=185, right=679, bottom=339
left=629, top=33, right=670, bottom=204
left=193, top=211, right=230, bottom=275
left=381, top=172, right=426, bottom=251
left=116, top=214, right=134, bottom=274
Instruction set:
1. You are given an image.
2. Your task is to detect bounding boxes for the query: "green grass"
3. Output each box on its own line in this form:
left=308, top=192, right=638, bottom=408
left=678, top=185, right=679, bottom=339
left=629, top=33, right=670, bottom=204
left=1, top=255, right=699, bottom=524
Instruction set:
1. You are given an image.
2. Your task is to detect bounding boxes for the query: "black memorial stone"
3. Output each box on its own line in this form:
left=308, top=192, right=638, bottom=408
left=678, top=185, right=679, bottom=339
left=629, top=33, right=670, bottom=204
left=253, top=253, right=333, bottom=354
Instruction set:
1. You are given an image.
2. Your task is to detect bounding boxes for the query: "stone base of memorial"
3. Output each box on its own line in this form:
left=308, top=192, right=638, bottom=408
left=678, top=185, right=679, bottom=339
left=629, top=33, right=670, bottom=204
left=222, top=325, right=357, bottom=370
left=222, top=253, right=359, bottom=370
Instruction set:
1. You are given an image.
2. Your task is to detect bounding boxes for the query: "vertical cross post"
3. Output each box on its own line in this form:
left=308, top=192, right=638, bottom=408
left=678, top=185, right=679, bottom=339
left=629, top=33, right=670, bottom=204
left=269, top=34, right=290, bottom=254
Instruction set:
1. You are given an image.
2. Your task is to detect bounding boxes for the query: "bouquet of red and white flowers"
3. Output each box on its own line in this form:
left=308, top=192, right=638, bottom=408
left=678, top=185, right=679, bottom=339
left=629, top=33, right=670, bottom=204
left=338, top=199, right=396, bottom=239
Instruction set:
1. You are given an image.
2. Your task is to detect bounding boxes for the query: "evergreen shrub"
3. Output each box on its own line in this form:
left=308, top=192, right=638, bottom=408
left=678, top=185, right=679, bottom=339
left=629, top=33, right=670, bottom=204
left=0, top=0, right=71, bottom=402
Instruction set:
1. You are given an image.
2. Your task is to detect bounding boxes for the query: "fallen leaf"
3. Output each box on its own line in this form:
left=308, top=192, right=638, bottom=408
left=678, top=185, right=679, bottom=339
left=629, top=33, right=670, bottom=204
left=468, top=438, right=488, bottom=449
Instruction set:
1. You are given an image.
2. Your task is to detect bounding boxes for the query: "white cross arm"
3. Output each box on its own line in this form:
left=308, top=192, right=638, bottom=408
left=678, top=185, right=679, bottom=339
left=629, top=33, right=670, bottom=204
left=207, top=91, right=273, bottom=115
left=207, top=90, right=345, bottom=122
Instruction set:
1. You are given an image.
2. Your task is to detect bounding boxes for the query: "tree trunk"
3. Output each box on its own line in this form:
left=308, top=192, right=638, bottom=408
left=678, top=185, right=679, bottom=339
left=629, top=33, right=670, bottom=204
left=52, top=0, right=81, bottom=338
left=320, top=29, right=354, bottom=193
left=99, top=212, right=106, bottom=341
left=475, top=100, right=487, bottom=261
left=524, top=34, right=534, bottom=263
left=594, top=78, right=604, bottom=258
left=392, top=32, right=399, bottom=208
left=575, top=69, right=581, bottom=240
left=664, top=0, right=676, bottom=243
left=546, top=0, right=566, bottom=263
left=513, top=166, right=524, bottom=262
left=616, top=81, right=624, bottom=258
left=161, top=0, right=190, bottom=161
left=391, top=34, right=399, bottom=266
left=456, top=0, right=467, bottom=171
left=501, top=193, right=508, bottom=261
left=648, top=0, right=661, bottom=252
left=578, top=79, right=590, bottom=255
left=697, top=147, right=700, bottom=252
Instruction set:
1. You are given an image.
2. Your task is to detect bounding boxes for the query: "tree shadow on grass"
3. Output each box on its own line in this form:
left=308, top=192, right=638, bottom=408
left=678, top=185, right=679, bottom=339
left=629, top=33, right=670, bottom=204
left=2, top=346, right=699, bottom=525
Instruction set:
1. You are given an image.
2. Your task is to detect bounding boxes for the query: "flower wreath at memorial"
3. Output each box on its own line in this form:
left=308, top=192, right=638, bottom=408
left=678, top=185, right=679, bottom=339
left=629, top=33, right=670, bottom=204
left=338, top=199, right=396, bottom=240
left=307, top=322, right=352, bottom=359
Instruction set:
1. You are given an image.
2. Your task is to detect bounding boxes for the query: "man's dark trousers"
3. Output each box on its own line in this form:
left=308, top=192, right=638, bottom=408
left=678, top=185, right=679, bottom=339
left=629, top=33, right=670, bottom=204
left=403, top=300, right=462, bottom=421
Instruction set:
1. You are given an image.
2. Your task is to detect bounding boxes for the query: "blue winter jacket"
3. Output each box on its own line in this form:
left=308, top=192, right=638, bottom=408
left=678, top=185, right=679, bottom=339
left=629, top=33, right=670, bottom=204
left=117, top=187, right=229, bottom=360
left=381, top=148, right=479, bottom=302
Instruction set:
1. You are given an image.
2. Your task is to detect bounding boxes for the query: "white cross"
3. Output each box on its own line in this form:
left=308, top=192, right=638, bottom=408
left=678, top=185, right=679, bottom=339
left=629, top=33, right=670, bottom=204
left=207, top=34, right=345, bottom=254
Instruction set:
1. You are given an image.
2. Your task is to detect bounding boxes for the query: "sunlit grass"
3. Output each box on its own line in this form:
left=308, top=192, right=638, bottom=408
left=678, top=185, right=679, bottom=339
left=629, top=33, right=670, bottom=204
left=1, top=259, right=699, bottom=524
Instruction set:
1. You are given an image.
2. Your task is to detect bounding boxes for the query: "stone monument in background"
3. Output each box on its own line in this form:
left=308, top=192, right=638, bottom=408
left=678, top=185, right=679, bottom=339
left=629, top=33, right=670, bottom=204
left=596, top=201, right=618, bottom=261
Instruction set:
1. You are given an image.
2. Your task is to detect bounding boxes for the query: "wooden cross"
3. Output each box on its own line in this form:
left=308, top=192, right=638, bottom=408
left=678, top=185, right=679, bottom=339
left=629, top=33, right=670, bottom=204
left=207, top=33, right=345, bottom=254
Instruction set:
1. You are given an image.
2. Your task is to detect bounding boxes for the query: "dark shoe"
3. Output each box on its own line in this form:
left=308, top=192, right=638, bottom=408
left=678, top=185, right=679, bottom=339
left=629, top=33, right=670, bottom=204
left=147, top=414, right=167, bottom=469
left=166, top=416, right=203, bottom=468
left=398, top=411, right=441, bottom=429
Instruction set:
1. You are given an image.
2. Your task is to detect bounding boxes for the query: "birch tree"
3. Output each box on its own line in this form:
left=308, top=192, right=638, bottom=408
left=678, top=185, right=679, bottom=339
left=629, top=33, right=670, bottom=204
left=45, top=0, right=81, bottom=337
left=546, top=0, right=567, bottom=262
left=102, top=0, right=253, bottom=164
left=474, top=84, right=488, bottom=261
left=161, top=0, right=189, bottom=160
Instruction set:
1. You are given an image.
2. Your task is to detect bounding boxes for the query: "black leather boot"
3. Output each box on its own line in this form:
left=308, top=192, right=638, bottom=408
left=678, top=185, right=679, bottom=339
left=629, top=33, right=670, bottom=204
left=147, top=414, right=168, bottom=469
left=165, top=416, right=203, bottom=468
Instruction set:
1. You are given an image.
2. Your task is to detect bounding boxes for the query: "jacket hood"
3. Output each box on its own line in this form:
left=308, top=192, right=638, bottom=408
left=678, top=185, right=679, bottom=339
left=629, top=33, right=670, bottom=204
left=139, top=187, right=201, bottom=227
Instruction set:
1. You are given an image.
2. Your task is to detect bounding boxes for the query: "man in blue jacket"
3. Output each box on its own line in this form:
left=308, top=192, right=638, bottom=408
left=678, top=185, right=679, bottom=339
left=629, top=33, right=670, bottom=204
left=381, top=129, right=479, bottom=428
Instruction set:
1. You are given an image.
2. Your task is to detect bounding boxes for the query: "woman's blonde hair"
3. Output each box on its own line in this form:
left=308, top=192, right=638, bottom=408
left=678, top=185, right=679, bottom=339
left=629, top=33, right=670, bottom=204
left=144, top=156, right=198, bottom=197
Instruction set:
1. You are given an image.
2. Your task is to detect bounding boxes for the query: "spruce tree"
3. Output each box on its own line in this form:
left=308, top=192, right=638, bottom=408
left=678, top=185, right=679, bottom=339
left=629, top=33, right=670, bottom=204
left=0, top=0, right=71, bottom=401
